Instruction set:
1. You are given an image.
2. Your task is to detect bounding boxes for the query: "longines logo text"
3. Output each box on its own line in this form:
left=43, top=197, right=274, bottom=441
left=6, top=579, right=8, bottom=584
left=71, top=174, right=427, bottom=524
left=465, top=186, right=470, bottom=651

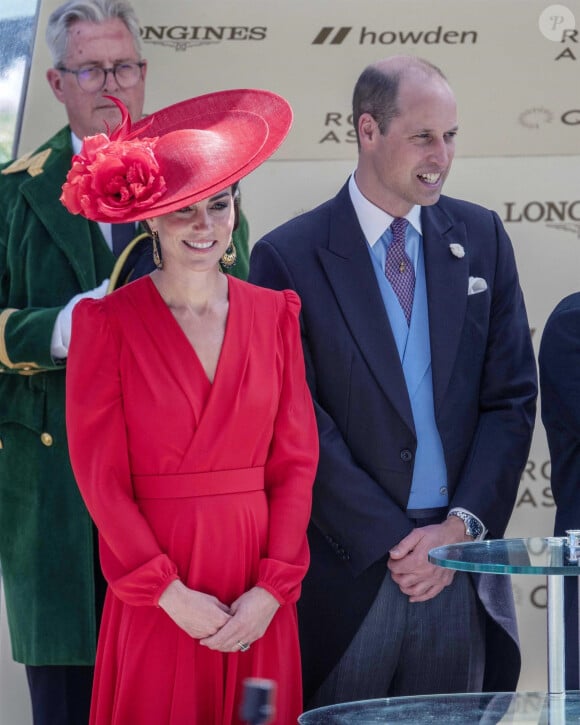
left=312, top=25, right=477, bottom=46
left=505, top=200, right=580, bottom=222
left=140, top=25, right=267, bottom=50
left=504, top=201, right=580, bottom=237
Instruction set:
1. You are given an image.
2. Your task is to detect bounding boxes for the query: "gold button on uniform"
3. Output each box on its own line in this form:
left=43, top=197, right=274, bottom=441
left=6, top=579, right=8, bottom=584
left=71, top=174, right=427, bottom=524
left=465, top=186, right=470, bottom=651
left=40, top=432, right=53, bottom=447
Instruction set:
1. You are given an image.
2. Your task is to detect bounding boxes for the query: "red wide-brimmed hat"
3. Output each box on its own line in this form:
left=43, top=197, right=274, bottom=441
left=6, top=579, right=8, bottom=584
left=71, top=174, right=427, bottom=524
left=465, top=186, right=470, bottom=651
left=60, top=89, right=292, bottom=223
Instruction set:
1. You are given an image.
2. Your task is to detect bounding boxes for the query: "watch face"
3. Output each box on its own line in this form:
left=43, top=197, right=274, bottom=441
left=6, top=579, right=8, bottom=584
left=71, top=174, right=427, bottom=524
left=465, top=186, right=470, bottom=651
left=466, top=516, right=483, bottom=539
left=451, top=511, right=483, bottom=539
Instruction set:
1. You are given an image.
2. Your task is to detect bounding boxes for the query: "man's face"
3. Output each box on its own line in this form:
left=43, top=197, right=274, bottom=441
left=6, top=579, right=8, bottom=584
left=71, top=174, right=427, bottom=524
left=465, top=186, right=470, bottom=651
left=357, top=72, right=458, bottom=217
left=46, top=18, right=146, bottom=139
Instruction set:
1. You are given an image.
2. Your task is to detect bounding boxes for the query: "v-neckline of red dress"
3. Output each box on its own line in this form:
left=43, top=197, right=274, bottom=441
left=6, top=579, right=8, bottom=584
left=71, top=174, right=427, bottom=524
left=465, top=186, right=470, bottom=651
left=144, top=273, right=232, bottom=387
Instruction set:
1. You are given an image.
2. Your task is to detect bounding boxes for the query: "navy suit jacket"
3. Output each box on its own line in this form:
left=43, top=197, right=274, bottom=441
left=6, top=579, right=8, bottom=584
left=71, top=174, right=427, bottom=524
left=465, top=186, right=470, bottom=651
left=539, top=292, right=580, bottom=689
left=249, top=181, right=537, bottom=697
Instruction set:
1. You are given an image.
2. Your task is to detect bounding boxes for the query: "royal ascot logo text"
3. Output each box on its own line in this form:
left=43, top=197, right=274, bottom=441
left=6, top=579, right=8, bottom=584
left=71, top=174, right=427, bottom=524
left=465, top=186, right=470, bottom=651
left=539, top=4, right=578, bottom=60
left=140, top=25, right=267, bottom=50
left=312, top=25, right=477, bottom=46
left=317, top=113, right=357, bottom=145
left=554, top=27, right=577, bottom=61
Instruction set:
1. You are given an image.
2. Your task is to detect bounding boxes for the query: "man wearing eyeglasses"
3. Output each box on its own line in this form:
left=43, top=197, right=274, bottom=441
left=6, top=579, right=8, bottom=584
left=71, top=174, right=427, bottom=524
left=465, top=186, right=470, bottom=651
left=47, top=14, right=146, bottom=146
left=0, top=1, right=243, bottom=723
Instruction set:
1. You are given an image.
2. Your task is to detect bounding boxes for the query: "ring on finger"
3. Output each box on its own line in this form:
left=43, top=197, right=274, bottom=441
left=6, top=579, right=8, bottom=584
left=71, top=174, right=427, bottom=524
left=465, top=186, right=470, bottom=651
left=237, top=640, right=250, bottom=652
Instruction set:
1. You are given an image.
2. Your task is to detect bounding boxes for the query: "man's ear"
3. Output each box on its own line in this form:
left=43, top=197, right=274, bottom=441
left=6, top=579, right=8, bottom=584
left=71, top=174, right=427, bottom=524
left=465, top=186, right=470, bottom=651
left=46, top=68, right=65, bottom=103
left=358, top=113, right=378, bottom=146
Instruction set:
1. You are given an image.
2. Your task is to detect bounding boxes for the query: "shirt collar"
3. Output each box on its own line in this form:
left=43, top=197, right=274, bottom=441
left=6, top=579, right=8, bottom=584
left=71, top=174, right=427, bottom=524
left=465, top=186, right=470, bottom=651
left=70, top=131, right=113, bottom=243
left=348, top=173, right=422, bottom=248
left=71, top=131, right=83, bottom=155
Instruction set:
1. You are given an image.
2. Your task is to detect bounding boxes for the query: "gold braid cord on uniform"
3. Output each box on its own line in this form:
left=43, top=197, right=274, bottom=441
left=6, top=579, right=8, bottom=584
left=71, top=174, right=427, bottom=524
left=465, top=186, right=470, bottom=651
left=107, top=232, right=152, bottom=294
left=0, top=309, right=43, bottom=374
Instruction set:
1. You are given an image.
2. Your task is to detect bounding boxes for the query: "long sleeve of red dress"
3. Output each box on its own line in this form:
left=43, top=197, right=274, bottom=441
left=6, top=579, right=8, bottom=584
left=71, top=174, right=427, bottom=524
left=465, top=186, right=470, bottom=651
left=66, top=295, right=180, bottom=606
left=257, top=291, right=317, bottom=604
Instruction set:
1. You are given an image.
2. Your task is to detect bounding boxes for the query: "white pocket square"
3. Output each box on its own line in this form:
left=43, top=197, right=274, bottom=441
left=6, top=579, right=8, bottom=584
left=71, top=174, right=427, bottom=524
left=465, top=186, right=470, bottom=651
left=468, top=276, right=487, bottom=295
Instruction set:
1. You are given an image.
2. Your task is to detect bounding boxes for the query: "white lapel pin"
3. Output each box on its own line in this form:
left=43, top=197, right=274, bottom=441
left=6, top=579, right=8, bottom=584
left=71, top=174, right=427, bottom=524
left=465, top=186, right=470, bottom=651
left=449, top=243, right=465, bottom=259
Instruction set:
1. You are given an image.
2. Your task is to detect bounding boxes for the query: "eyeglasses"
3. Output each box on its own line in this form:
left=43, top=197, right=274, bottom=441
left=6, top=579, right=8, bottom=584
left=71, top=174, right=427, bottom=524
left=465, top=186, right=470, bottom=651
left=57, top=62, right=146, bottom=92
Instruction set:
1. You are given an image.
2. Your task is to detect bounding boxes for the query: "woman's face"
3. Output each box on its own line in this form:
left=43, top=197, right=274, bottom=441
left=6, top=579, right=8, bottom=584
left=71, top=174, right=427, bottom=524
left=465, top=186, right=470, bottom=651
left=148, top=189, right=235, bottom=271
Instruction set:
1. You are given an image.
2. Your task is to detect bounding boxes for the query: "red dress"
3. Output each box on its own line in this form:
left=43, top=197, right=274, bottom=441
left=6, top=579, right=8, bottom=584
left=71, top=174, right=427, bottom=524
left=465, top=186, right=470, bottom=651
left=66, top=276, right=318, bottom=725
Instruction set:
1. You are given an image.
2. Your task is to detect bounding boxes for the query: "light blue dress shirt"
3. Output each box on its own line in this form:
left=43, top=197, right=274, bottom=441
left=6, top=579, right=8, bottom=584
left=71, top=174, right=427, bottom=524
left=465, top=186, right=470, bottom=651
left=348, top=174, right=449, bottom=510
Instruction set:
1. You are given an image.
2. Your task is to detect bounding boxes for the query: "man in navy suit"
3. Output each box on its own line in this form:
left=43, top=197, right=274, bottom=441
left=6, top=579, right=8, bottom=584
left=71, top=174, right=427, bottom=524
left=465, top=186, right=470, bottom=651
left=539, top=295, right=580, bottom=689
left=249, top=55, right=537, bottom=706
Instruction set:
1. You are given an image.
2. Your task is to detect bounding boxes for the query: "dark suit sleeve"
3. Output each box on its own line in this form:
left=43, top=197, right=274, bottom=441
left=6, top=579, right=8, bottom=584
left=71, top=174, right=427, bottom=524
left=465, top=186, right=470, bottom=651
left=447, top=212, right=537, bottom=538
left=539, top=298, right=580, bottom=526
left=250, top=238, right=413, bottom=576
left=539, top=297, right=580, bottom=689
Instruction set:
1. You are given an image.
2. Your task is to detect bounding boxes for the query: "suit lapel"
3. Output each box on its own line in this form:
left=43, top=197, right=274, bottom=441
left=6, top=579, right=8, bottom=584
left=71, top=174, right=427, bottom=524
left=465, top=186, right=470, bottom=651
left=19, top=128, right=103, bottom=289
left=318, top=185, right=414, bottom=432
left=422, top=201, right=469, bottom=410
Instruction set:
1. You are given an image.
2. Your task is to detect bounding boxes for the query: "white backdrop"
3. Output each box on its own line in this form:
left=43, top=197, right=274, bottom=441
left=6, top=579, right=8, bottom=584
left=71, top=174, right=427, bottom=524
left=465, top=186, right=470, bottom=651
left=2, top=0, right=580, bottom=721
left=19, top=0, right=580, bottom=159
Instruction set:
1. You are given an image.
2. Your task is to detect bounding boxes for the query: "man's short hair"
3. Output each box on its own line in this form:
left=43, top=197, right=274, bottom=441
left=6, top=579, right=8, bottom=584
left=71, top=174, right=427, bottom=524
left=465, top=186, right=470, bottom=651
left=46, top=0, right=142, bottom=66
left=352, top=57, right=446, bottom=148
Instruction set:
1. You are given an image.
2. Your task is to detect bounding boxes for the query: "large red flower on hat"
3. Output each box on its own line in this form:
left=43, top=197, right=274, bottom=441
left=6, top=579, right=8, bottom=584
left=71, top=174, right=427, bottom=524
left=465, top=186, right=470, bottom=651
left=61, top=97, right=167, bottom=221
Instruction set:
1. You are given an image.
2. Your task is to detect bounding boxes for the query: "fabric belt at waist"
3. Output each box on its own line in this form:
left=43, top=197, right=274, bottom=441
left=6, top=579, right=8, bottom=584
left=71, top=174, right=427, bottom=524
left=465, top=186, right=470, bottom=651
left=133, top=467, right=265, bottom=499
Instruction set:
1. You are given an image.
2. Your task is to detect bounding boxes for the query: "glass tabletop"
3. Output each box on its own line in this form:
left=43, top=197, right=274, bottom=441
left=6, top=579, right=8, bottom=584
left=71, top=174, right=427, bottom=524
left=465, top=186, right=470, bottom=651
left=428, top=537, right=580, bottom=575
left=298, top=691, right=580, bottom=723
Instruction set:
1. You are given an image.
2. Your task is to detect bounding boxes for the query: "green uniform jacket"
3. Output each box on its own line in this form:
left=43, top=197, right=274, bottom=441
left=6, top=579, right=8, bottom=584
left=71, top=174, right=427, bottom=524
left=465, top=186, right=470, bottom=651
left=0, top=126, right=250, bottom=665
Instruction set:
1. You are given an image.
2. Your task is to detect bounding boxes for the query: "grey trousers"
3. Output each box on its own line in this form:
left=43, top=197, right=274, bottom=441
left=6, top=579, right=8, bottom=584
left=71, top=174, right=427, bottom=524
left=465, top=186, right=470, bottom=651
left=308, top=568, right=486, bottom=708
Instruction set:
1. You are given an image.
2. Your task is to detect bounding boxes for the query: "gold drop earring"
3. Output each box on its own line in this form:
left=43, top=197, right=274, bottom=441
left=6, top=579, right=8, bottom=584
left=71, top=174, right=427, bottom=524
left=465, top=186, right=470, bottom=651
left=220, top=239, right=237, bottom=269
left=151, top=230, right=163, bottom=269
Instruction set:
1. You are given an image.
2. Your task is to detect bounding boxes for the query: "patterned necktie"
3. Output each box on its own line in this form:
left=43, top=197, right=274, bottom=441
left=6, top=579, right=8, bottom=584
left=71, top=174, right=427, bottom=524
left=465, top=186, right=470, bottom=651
left=111, top=222, right=136, bottom=257
left=385, top=217, right=415, bottom=325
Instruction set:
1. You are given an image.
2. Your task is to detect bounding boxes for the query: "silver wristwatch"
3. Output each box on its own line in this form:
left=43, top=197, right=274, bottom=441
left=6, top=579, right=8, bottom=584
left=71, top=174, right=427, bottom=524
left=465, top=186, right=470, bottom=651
left=447, top=510, right=484, bottom=540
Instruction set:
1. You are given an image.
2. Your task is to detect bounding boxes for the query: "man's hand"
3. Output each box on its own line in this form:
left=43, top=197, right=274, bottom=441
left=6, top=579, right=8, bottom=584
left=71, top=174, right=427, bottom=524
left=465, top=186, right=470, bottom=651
left=51, top=278, right=110, bottom=358
left=387, top=516, right=469, bottom=602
